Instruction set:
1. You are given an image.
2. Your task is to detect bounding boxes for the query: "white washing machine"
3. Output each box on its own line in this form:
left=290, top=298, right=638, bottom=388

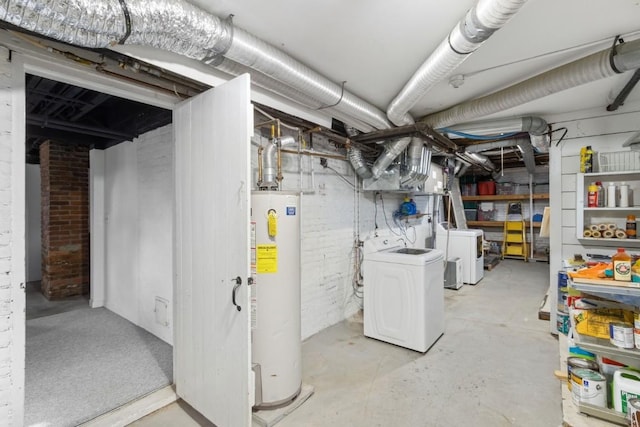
left=435, top=222, right=483, bottom=285
left=363, top=236, right=444, bottom=353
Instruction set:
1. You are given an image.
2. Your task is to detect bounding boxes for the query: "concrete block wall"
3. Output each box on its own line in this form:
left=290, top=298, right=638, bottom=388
left=39, top=142, right=89, bottom=299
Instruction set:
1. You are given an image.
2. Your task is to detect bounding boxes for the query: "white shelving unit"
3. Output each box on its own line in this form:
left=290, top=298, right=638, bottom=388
left=576, top=171, right=640, bottom=247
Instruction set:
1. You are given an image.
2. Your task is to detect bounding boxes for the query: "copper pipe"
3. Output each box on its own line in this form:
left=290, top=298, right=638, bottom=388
left=257, top=145, right=264, bottom=186
left=280, top=148, right=346, bottom=160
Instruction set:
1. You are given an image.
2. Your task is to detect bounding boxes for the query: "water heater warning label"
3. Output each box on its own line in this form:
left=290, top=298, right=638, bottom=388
left=256, top=244, right=277, bottom=273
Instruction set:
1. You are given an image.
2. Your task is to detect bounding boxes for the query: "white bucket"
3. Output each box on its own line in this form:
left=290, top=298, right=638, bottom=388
left=571, top=368, right=607, bottom=408
left=614, top=369, right=640, bottom=414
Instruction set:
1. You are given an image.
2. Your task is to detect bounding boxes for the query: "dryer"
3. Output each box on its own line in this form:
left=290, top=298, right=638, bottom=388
left=435, top=222, right=483, bottom=285
left=363, top=236, right=444, bottom=353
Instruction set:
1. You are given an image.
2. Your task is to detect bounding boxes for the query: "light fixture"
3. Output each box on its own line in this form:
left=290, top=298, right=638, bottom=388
left=622, top=130, right=640, bottom=151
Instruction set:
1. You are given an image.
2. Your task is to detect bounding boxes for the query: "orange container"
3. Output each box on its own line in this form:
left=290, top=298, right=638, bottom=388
left=477, top=181, right=496, bottom=195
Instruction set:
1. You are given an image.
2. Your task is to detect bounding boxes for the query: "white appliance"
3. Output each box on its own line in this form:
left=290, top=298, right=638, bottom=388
left=435, top=222, right=483, bottom=285
left=444, top=257, right=463, bottom=290
left=363, top=235, right=444, bottom=353
left=251, top=191, right=301, bottom=408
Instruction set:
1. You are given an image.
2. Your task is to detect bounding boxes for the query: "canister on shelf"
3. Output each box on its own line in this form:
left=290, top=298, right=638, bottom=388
left=620, top=182, right=630, bottom=208
left=627, top=215, right=637, bottom=239
left=608, top=183, right=617, bottom=207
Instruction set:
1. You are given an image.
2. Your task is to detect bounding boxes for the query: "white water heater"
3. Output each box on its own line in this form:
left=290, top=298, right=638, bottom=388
left=251, top=191, right=301, bottom=408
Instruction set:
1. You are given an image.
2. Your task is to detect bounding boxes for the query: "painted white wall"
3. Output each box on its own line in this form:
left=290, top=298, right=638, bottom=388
left=547, top=99, right=640, bottom=333
left=25, top=164, right=41, bottom=282
left=103, top=125, right=174, bottom=344
left=90, top=150, right=106, bottom=308
left=4, top=48, right=26, bottom=426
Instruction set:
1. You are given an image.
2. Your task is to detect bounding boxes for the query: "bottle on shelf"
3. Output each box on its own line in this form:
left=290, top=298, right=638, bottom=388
left=580, top=146, right=594, bottom=173
left=607, top=183, right=617, bottom=208
left=627, top=215, right=637, bottom=239
left=612, top=248, right=632, bottom=281
left=587, top=184, right=599, bottom=207
left=595, top=181, right=604, bottom=207
left=620, top=182, right=629, bottom=208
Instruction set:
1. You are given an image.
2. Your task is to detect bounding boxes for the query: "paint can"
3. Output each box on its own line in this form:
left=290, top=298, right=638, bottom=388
left=558, top=271, right=569, bottom=312
left=634, top=313, right=640, bottom=350
left=567, top=357, right=599, bottom=391
left=610, top=322, right=635, bottom=349
left=557, top=311, right=570, bottom=335
left=571, top=368, right=607, bottom=407
left=630, top=398, right=640, bottom=426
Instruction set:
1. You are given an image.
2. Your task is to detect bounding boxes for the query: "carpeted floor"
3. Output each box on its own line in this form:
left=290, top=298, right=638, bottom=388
left=25, top=307, right=173, bottom=427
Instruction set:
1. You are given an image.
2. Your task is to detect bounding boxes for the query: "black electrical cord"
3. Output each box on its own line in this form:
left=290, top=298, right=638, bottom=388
left=549, top=127, right=568, bottom=147
left=117, top=0, right=132, bottom=44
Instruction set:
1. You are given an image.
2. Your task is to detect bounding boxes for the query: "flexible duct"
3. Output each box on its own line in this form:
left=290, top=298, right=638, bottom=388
left=0, top=0, right=391, bottom=132
left=344, top=126, right=373, bottom=180
left=422, top=38, right=640, bottom=129
left=464, top=136, right=535, bottom=174
left=377, top=0, right=527, bottom=183
left=386, top=0, right=528, bottom=127
left=217, top=58, right=376, bottom=133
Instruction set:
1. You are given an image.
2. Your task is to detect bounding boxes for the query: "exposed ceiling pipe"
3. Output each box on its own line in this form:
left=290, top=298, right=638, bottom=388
left=421, top=38, right=640, bottom=129
left=216, top=58, right=376, bottom=133
left=372, top=0, right=527, bottom=184
left=464, top=136, right=536, bottom=174
left=0, top=0, right=392, bottom=132
left=440, top=116, right=549, bottom=153
left=386, top=0, right=528, bottom=127
left=344, top=126, right=373, bottom=180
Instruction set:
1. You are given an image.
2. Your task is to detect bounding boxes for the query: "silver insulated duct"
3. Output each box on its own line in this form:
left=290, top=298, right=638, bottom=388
left=386, top=0, right=528, bottom=127
left=422, top=38, right=640, bottom=129
left=0, top=0, right=391, bottom=133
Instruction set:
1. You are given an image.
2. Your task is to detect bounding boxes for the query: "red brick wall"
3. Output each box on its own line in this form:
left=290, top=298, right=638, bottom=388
left=40, top=141, right=90, bottom=299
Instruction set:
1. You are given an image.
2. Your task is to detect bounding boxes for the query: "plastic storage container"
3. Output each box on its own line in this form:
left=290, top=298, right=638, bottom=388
left=477, top=181, right=496, bottom=195
left=614, top=369, right=640, bottom=414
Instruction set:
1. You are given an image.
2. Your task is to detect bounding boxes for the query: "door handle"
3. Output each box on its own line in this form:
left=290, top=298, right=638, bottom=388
left=231, top=276, right=242, bottom=312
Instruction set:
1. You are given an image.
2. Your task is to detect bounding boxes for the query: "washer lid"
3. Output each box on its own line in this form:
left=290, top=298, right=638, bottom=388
left=366, top=247, right=444, bottom=265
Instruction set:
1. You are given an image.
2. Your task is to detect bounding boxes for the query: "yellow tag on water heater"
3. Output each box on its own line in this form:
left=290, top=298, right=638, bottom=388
left=267, top=209, right=277, bottom=238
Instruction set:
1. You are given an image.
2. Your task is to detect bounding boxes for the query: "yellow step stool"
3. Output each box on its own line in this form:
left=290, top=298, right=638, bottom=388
left=502, top=202, right=528, bottom=261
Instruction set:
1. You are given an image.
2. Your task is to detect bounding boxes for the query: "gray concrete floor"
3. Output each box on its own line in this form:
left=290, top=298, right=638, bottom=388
left=26, top=281, right=89, bottom=320
left=132, top=259, right=562, bottom=427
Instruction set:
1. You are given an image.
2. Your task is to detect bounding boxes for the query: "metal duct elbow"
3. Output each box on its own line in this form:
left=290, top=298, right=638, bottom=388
left=259, top=142, right=279, bottom=190
left=521, top=116, right=548, bottom=136
left=400, top=140, right=432, bottom=188
left=516, top=139, right=536, bottom=174
left=348, top=148, right=373, bottom=179
left=466, top=152, right=497, bottom=172
left=454, top=159, right=471, bottom=177
left=344, top=126, right=373, bottom=179
left=371, top=137, right=413, bottom=179
left=529, top=134, right=549, bottom=153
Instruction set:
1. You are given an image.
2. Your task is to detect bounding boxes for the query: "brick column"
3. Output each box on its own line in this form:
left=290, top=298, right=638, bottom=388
left=40, top=141, right=90, bottom=299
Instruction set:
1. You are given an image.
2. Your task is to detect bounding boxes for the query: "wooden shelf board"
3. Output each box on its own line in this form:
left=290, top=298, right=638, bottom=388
left=577, top=237, right=640, bottom=248
left=461, top=193, right=549, bottom=201
left=468, top=220, right=542, bottom=228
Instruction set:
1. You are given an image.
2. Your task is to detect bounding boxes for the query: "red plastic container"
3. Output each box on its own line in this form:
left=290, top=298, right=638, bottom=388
left=477, top=181, right=496, bottom=195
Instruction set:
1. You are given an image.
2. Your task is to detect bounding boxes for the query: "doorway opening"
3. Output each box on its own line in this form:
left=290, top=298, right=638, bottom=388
left=24, top=74, right=175, bottom=426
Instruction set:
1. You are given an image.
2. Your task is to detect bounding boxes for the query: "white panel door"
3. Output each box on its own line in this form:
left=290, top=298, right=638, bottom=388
left=174, top=74, right=252, bottom=426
